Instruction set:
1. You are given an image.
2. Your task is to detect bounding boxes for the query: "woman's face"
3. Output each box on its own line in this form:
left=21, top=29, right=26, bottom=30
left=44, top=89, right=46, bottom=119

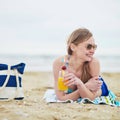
left=72, top=36, right=97, bottom=62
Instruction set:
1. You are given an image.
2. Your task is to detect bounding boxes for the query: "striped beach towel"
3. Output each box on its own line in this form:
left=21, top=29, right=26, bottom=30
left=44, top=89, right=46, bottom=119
left=43, top=89, right=120, bottom=107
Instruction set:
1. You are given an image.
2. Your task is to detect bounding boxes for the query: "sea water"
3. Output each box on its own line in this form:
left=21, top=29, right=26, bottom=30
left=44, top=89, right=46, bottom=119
left=0, top=54, right=120, bottom=72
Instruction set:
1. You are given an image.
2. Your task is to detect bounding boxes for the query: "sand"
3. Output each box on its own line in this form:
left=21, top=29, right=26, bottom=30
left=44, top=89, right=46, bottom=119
left=0, top=71, right=120, bottom=120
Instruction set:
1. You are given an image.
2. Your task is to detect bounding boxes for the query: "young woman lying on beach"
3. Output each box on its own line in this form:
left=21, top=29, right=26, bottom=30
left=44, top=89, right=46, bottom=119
left=53, top=28, right=109, bottom=101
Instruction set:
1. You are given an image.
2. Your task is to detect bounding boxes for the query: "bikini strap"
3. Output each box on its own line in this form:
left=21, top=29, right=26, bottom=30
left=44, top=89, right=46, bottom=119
left=61, top=55, right=70, bottom=68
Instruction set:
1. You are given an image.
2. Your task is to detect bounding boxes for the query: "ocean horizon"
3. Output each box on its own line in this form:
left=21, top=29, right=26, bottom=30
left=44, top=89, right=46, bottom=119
left=0, top=54, right=120, bottom=73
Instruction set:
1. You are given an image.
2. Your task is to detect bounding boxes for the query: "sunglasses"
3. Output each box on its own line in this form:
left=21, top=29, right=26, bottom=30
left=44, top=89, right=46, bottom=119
left=86, top=44, right=97, bottom=50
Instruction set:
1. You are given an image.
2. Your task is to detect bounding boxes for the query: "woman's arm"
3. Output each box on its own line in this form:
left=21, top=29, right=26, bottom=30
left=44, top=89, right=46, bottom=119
left=53, top=57, right=80, bottom=101
left=77, top=79, right=102, bottom=100
left=53, top=57, right=102, bottom=101
left=64, top=72, right=102, bottom=100
left=85, top=76, right=103, bottom=92
left=89, top=57, right=100, bottom=77
left=63, top=57, right=102, bottom=100
left=84, top=57, right=102, bottom=97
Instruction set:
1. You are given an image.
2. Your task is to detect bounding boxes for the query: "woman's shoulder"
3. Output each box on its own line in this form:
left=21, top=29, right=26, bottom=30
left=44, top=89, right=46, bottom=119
left=53, top=56, right=64, bottom=63
left=53, top=55, right=67, bottom=68
left=89, top=57, right=100, bottom=76
left=89, top=57, right=100, bottom=65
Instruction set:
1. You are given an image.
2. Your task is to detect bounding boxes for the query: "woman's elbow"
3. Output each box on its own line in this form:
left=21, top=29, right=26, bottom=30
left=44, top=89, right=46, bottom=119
left=89, top=95, right=96, bottom=101
left=88, top=90, right=102, bottom=101
left=57, top=95, right=66, bottom=101
left=56, top=92, right=66, bottom=101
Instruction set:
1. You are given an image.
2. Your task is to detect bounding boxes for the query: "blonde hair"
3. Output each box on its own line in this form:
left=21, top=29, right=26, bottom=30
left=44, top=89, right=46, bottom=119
left=67, top=28, right=93, bottom=83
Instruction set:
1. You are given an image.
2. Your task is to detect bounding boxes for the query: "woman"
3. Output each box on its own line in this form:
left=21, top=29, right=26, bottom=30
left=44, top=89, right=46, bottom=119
left=53, top=28, right=109, bottom=101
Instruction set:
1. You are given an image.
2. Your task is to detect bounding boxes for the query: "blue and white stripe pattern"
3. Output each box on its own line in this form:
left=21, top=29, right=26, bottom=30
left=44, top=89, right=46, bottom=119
left=0, top=63, right=25, bottom=100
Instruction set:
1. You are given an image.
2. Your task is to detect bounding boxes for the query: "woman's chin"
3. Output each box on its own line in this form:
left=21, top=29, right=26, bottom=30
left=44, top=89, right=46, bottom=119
left=86, top=57, right=92, bottom=62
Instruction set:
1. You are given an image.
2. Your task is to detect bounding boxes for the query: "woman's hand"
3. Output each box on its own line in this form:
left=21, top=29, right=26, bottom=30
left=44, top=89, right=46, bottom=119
left=85, top=76, right=103, bottom=92
left=63, top=72, right=83, bottom=87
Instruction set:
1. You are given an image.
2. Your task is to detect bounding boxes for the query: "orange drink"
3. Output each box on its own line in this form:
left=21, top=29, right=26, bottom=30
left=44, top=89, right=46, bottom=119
left=58, top=70, right=68, bottom=91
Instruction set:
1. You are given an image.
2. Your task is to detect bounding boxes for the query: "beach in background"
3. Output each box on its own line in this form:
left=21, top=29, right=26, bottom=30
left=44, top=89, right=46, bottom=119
left=0, top=0, right=120, bottom=119
left=0, top=54, right=120, bottom=120
left=0, top=54, right=120, bottom=72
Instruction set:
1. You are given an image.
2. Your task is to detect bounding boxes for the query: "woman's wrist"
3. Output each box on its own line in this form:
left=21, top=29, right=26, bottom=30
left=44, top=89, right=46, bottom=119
left=85, top=82, right=90, bottom=90
left=76, top=79, right=84, bottom=88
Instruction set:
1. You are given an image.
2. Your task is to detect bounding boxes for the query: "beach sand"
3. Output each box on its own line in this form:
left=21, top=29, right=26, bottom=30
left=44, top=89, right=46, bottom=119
left=0, top=72, right=120, bottom=120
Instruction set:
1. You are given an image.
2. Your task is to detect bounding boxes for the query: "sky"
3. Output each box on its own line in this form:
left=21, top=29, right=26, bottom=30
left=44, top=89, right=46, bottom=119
left=0, top=0, right=120, bottom=56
